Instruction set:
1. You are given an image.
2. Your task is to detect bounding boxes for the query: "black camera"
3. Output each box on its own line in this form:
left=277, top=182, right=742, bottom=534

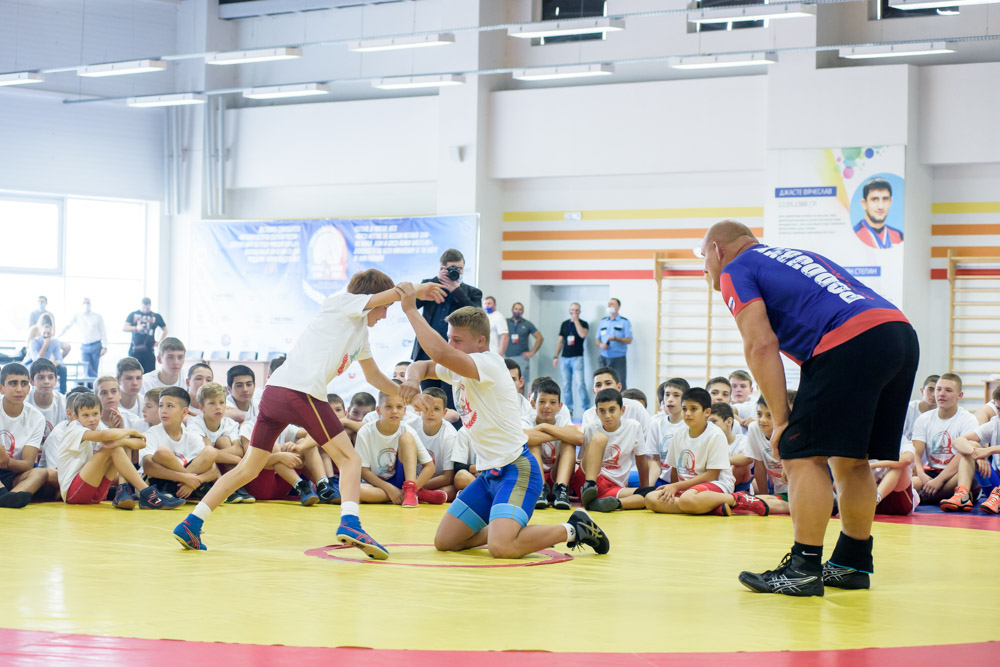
left=445, top=265, right=461, bottom=281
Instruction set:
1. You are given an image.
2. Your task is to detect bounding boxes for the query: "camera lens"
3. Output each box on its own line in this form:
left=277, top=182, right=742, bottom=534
left=447, top=266, right=461, bottom=281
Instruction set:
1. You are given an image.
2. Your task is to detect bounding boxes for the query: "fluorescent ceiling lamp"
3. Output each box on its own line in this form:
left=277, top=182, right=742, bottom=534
left=688, top=3, right=816, bottom=24
left=127, top=93, right=207, bottom=108
left=838, top=42, right=954, bottom=59
left=670, top=52, right=777, bottom=69
left=78, top=59, right=167, bottom=77
left=889, top=0, right=999, bottom=8
left=512, top=63, right=614, bottom=81
left=243, top=83, right=330, bottom=99
left=349, top=33, right=455, bottom=52
left=0, top=71, right=45, bottom=87
left=371, top=74, right=465, bottom=90
left=206, top=47, right=302, bottom=65
left=508, top=17, right=625, bottom=39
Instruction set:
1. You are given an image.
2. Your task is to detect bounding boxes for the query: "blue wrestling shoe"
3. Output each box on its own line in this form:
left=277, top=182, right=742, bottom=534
left=138, top=486, right=185, bottom=509
left=295, top=479, right=319, bottom=506
left=317, top=476, right=340, bottom=503
left=173, top=516, right=207, bottom=551
left=336, top=516, right=389, bottom=560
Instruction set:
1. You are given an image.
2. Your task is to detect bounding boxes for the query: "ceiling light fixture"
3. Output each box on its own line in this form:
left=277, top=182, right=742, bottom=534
left=371, top=74, right=465, bottom=90
left=669, top=52, right=777, bottom=69
left=206, top=47, right=303, bottom=65
left=0, top=71, right=46, bottom=87
left=127, top=93, right=207, bottom=108
left=507, top=17, right=625, bottom=39
left=77, top=59, right=167, bottom=77
left=349, top=33, right=456, bottom=52
left=242, top=83, right=331, bottom=99
left=687, top=3, right=816, bottom=24
left=838, top=41, right=955, bottom=59
left=889, top=0, right=999, bottom=8
left=511, top=63, right=615, bottom=81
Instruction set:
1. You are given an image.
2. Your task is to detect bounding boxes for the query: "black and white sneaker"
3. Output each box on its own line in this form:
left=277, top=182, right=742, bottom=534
left=552, top=484, right=571, bottom=510
left=566, top=509, right=610, bottom=555
left=535, top=483, right=551, bottom=510
left=236, top=487, right=256, bottom=504
left=822, top=561, right=870, bottom=590
left=738, top=553, right=824, bottom=597
left=580, top=480, right=598, bottom=510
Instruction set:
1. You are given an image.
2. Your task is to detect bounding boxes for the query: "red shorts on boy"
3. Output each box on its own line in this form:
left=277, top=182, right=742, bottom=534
left=682, top=482, right=724, bottom=495
left=876, top=485, right=916, bottom=515
left=66, top=474, right=113, bottom=505
left=596, top=474, right=624, bottom=500
left=545, top=467, right=585, bottom=498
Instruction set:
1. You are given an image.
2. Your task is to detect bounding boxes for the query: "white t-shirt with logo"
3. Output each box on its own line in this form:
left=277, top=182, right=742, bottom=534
left=1, top=399, right=45, bottom=463
left=645, top=413, right=686, bottom=482
left=140, top=371, right=185, bottom=395
left=912, top=409, right=979, bottom=470
left=667, top=421, right=736, bottom=494
left=583, top=417, right=643, bottom=488
left=239, top=418, right=301, bottom=448
left=487, top=311, right=509, bottom=355
left=436, top=351, right=526, bottom=471
left=55, top=420, right=105, bottom=499
left=44, top=419, right=75, bottom=472
left=356, top=421, right=431, bottom=481
left=523, top=411, right=573, bottom=474
left=583, top=397, right=651, bottom=442
left=414, top=421, right=457, bottom=476
left=268, top=292, right=373, bottom=400
left=189, top=415, right=240, bottom=446
left=26, top=390, right=66, bottom=466
left=139, top=424, right=206, bottom=470
left=744, top=421, right=785, bottom=494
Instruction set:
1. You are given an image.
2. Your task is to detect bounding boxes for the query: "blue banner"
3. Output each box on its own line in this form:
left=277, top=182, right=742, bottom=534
left=189, top=216, right=478, bottom=398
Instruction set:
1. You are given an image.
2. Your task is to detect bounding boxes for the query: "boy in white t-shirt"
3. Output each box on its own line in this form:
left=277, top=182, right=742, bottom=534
left=141, top=387, right=220, bottom=501
left=174, top=270, right=445, bottom=558
left=581, top=366, right=650, bottom=485
left=0, top=363, right=49, bottom=501
left=357, top=389, right=446, bottom=506
left=140, top=337, right=187, bottom=394
left=870, top=437, right=920, bottom=515
left=974, top=384, right=1000, bottom=426
left=26, top=358, right=66, bottom=452
left=412, top=387, right=458, bottom=501
left=188, top=382, right=254, bottom=504
left=140, top=388, right=162, bottom=432
left=728, top=370, right=757, bottom=431
left=961, top=415, right=1000, bottom=513
left=578, top=388, right=648, bottom=513
left=706, top=402, right=753, bottom=493
left=911, top=373, right=980, bottom=508
left=95, top=376, right=143, bottom=431
left=184, top=363, right=214, bottom=417
left=224, top=365, right=258, bottom=424
left=504, top=357, right=536, bottom=422
left=401, top=293, right=609, bottom=558
left=522, top=379, right=584, bottom=510
left=645, top=388, right=750, bottom=516
left=743, top=397, right=789, bottom=516
left=903, top=374, right=938, bottom=439
left=56, top=391, right=183, bottom=509
left=115, top=357, right=145, bottom=418
left=450, top=428, right=477, bottom=491
left=483, top=296, right=509, bottom=356
left=645, top=378, right=689, bottom=487
left=41, top=388, right=92, bottom=500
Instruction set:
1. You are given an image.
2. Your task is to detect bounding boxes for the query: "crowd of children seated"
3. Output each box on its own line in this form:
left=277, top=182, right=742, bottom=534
left=2, top=334, right=999, bottom=519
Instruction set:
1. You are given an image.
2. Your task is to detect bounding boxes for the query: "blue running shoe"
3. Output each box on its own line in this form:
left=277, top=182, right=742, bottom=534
left=173, top=517, right=207, bottom=551
left=138, top=486, right=185, bottom=509
left=336, top=516, right=389, bottom=560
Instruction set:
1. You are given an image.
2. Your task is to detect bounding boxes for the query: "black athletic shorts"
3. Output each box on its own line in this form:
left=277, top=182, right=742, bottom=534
left=0, top=468, right=18, bottom=490
left=780, top=321, right=919, bottom=461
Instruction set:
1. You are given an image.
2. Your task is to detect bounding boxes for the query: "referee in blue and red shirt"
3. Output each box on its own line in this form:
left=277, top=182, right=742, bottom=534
left=700, top=220, right=918, bottom=596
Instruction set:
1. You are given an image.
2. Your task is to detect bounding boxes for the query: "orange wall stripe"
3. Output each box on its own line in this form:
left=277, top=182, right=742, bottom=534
left=502, top=270, right=655, bottom=280
left=502, top=207, right=764, bottom=222
left=931, top=268, right=1000, bottom=279
left=930, top=246, right=1000, bottom=259
left=503, top=227, right=764, bottom=242
left=931, top=202, right=1000, bottom=215
left=503, top=249, right=697, bottom=261
left=931, top=224, right=1000, bottom=236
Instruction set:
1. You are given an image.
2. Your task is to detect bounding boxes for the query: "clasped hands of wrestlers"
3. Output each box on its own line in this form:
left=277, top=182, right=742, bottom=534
left=393, top=281, right=445, bottom=414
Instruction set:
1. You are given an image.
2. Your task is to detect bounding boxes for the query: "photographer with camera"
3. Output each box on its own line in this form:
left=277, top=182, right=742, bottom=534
left=411, top=249, right=482, bottom=409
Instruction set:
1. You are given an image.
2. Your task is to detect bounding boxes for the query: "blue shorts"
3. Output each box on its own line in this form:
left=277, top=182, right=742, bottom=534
left=447, top=445, right=542, bottom=533
left=379, top=465, right=406, bottom=489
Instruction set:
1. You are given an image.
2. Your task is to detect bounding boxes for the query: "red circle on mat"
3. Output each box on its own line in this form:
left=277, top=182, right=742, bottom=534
left=305, top=543, right=573, bottom=568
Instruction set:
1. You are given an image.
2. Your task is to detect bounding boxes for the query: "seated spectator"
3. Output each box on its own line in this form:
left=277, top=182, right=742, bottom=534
left=645, top=378, right=689, bottom=487
left=140, top=337, right=186, bottom=394
left=621, top=388, right=647, bottom=409
left=139, top=387, right=220, bottom=501
left=911, top=373, right=980, bottom=508
left=745, top=396, right=790, bottom=516
left=27, top=299, right=71, bottom=360
left=391, top=361, right=411, bottom=382
left=707, top=402, right=753, bottom=492
left=483, top=296, right=509, bottom=356
left=412, top=387, right=458, bottom=501
left=141, top=388, right=163, bottom=431
left=341, top=392, right=377, bottom=444
left=0, top=363, right=49, bottom=503
left=959, top=415, right=1000, bottom=513
left=904, top=374, right=939, bottom=439
left=582, top=367, right=650, bottom=485
left=236, top=418, right=318, bottom=505
left=578, top=388, right=648, bottom=513
left=188, top=382, right=253, bottom=504
left=357, top=389, right=446, bottom=506
left=728, top=370, right=757, bottom=430
left=522, top=379, right=581, bottom=510
left=95, top=376, right=144, bottom=431
left=870, top=437, right=920, bottom=516
left=26, top=320, right=68, bottom=393
left=974, top=383, right=1000, bottom=426
left=185, top=363, right=214, bottom=417
left=116, top=357, right=145, bottom=418
left=225, top=365, right=257, bottom=423
left=55, top=391, right=183, bottom=509
left=41, top=388, right=93, bottom=501
left=707, top=377, right=732, bottom=406
left=26, top=358, right=67, bottom=457
left=504, top=357, right=535, bottom=421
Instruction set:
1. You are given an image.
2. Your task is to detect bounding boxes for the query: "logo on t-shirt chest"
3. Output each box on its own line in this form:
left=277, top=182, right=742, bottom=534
left=680, top=449, right=697, bottom=476
left=603, top=444, right=623, bottom=471
left=377, top=447, right=398, bottom=477
left=1, top=430, right=15, bottom=457
left=929, top=431, right=954, bottom=467
left=456, top=384, right=477, bottom=429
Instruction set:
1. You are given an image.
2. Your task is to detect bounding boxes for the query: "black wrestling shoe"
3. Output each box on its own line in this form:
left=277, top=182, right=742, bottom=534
left=567, top=509, right=610, bottom=555
left=738, top=553, right=824, bottom=597
left=822, top=561, right=871, bottom=590
left=552, top=484, right=571, bottom=510
left=588, top=496, right=621, bottom=513
left=580, top=480, right=598, bottom=510
left=535, top=483, right=550, bottom=510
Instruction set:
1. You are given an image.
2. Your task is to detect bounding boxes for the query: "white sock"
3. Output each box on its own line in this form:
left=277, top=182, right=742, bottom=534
left=192, top=502, right=213, bottom=521
left=563, top=523, right=576, bottom=543
left=319, top=476, right=329, bottom=484
left=341, top=501, right=360, bottom=518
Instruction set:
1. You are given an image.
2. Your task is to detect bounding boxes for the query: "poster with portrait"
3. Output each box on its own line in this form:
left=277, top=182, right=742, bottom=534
left=189, top=215, right=479, bottom=399
left=764, top=146, right=905, bottom=305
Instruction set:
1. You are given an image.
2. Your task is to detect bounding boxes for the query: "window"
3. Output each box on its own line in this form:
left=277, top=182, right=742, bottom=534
left=696, top=0, right=765, bottom=33
left=876, top=0, right=959, bottom=19
left=0, top=197, right=63, bottom=273
left=539, top=0, right=607, bottom=44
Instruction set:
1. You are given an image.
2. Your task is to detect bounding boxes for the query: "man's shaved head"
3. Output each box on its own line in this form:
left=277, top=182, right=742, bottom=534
left=700, top=220, right=760, bottom=292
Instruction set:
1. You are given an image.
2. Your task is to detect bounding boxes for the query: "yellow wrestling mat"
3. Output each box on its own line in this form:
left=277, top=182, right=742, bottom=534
left=2, top=502, right=998, bottom=654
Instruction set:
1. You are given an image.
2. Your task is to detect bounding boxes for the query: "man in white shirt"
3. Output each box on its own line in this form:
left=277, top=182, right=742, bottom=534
left=0, top=363, right=49, bottom=501
left=483, top=296, right=509, bottom=356
left=400, top=287, right=609, bottom=558
left=59, top=298, right=108, bottom=380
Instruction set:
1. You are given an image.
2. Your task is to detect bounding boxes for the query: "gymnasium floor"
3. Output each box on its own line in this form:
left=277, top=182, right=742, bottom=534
left=2, top=501, right=997, bottom=664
